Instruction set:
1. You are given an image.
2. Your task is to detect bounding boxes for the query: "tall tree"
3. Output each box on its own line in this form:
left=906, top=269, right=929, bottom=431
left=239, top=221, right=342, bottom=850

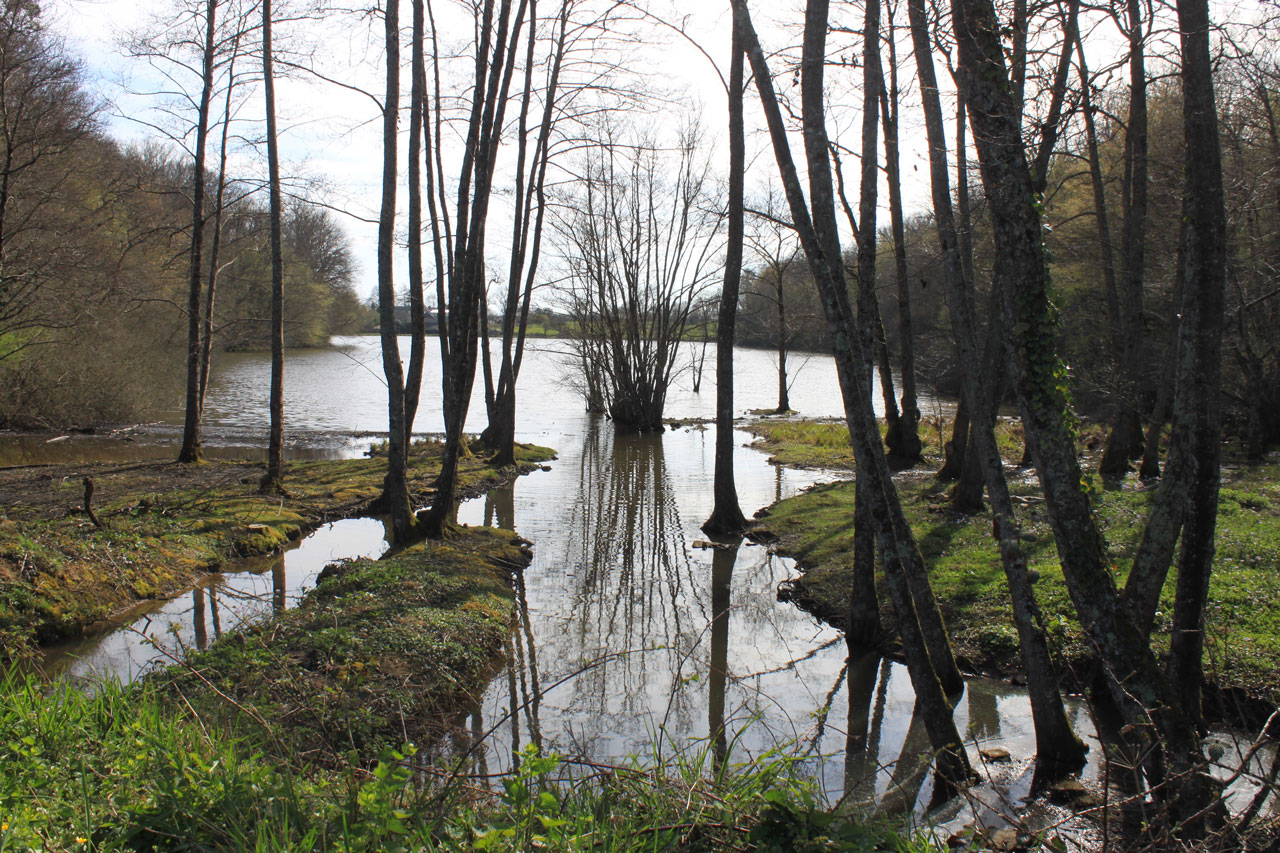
left=1099, top=0, right=1151, bottom=476
left=950, top=0, right=1223, bottom=823
left=421, top=0, right=531, bottom=538
left=260, top=0, right=285, bottom=493
left=733, top=0, right=972, bottom=796
left=878, top=0, right=923, bottom=465
left=375, top=0, right=416, bottom=542
left=906, top=0, right=1086, bottom=773
left=481, top=0, right=576, bottom=467
left=703, top=12, right=748, bottom=536
left=177, top=0, right=218, bottom=464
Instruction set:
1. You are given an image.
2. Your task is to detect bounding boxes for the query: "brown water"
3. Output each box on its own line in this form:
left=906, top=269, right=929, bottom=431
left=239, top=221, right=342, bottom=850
left=19, top=337, right=1276, bottom=838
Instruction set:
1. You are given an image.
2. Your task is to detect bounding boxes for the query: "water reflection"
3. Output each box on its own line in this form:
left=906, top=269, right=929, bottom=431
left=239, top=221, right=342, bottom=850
left=39, top=517, right=390, bottom=682
left=708, top=544, right=734, bottom=769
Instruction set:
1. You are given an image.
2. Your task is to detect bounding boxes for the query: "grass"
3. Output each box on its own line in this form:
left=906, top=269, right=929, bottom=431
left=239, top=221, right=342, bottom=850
left=751, top=417, right=1280, bottom=714
left=161, top=526, right=531, bottom=763
left=745, top=415, right=1025, bottom=471
left=0, top=439, right=555, bottom=657
left=0, top=652, right=941, bottom=852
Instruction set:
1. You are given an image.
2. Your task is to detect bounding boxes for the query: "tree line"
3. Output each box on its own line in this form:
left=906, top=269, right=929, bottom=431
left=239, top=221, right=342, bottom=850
left=0, top=0, right=368, bottom=430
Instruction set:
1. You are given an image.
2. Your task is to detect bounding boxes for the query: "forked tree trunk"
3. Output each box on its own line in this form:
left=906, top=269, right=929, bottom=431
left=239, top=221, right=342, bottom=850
left=951, top=0, right=1222, bottom=824
left=907, top=0, right=1084, bottom=773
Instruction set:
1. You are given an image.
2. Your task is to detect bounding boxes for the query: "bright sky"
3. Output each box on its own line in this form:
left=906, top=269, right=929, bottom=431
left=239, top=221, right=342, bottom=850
left=49, top=0, right=1250, bottom=302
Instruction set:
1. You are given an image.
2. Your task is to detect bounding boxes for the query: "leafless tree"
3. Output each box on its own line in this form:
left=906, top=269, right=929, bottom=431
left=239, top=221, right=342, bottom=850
left=554, top=121, right=724, bottom=433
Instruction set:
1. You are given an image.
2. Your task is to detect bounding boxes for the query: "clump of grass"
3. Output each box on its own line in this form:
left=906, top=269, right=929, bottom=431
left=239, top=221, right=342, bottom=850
left=161, top=526, right=531, bottom=763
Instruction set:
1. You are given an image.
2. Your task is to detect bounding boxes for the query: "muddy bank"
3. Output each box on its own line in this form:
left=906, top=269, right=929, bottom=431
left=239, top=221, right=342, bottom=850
left=0, top=440, right=554, bottom=655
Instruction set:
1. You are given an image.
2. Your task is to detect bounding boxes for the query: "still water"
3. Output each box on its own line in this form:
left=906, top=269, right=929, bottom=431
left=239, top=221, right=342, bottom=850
left=21, top=337, right=1276, bottom=835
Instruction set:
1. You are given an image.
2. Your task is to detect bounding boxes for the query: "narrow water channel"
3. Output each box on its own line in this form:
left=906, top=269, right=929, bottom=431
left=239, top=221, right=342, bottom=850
left=17, top=337, right=1277, bottom=837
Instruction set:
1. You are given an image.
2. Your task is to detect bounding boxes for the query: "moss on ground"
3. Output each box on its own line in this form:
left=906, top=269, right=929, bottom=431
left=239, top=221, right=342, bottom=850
left=0, top=439, right=555, bottom=655
left=161, top=525, right=530, bottom=761
left=751, top=418, right=1280, bottom=715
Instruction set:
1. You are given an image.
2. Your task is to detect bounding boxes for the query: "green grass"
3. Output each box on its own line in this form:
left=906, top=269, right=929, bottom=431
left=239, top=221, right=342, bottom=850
left=0, top=440, right=555, bottom=657
left=745, top=417, right=1025, bottom=470
left=161, top=526, right=531, bottom=763
left=754, top=424, right=1280, bottom=708
left=0, top=669, right=942, bottom=852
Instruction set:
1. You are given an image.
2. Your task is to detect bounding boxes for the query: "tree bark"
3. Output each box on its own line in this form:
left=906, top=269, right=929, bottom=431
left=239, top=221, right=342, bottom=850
left=376, top=0, right=415, bottom=543
left=907, top=0, right=1085, bottom=773
left=403, top=0, right=428, bottom=449
left=736, top=0, right=971, bottom=792
left=1100, top=0, right=1150, bottom=477
left=879, top=5, right=922, bottom=466
left=950, top=0, right=1220, bottom=821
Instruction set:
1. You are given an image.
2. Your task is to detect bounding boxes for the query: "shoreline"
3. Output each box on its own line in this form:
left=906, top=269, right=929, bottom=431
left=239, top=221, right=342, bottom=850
left=0, top=438, right=555, bottom=656
left=746, top=416, right=1280, bottom=733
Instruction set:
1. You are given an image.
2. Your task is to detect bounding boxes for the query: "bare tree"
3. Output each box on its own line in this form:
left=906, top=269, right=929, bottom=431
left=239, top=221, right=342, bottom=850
left=420, top=0, right=533, bottom=538
left=556, top=122, right=724, bottom=433
left=260, top=0, right=285, bottom=492
left=703, top=15, right=748, bottom=535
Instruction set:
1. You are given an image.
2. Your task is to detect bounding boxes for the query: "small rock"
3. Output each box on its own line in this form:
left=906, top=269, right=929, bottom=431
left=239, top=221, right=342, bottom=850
left=1072, top=791, right=1104, bottom=811
left=987, top=827, right=1019, bottom=852
left=979, top=746, right=1012, bottom=763
left=1047, top=778, right=1089, bottom=805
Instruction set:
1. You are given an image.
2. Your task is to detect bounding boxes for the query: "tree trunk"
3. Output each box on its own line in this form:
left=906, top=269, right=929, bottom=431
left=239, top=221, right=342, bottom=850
left=403, top=0, right=428, bottom=447
left=1099, top=0, right=1150, bottom=477
left=197, top=42, right=238, bottom=417
left=951, top=0, right=1219, bottom=821
left=423, top=0, right=530, bottom=538
left=261, top=0, right=285, bottom=493
left=737, top=0, right=971, bottom=792
left=908, top=0, right=1085, bottom=773
left=376, top=0, right=415, bottom=543
left=178, top=0, right=217, bottom=465
left=1166, top=0, right=1227, bottom=735
left=703, top=19, right=748, bottom=536
left=878, top=8, right=922, bottom=465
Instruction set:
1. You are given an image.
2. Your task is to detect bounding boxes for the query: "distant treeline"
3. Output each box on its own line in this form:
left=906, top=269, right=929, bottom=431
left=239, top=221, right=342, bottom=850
left=0, top=4, right=371, bottom=429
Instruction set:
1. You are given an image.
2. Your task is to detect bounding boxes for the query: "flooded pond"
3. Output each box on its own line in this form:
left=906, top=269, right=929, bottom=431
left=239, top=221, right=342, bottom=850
left=14, top=336, right=1277, bottom=837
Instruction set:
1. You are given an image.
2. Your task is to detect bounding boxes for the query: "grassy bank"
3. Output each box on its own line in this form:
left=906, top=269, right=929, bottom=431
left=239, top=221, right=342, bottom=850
left=0, top=520, right=939, bottom=851
left=748, top=418, right=1280, bottom=714
left=163, top=526, right=532, bottom=762
left=0, top=664, right=939, bottom=851
left=0, top=440, right=554, bottom=655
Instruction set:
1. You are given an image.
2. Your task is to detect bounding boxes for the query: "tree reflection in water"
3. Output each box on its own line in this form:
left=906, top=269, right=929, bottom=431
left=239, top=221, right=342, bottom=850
left=474, top=418, right=850, bottom=775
